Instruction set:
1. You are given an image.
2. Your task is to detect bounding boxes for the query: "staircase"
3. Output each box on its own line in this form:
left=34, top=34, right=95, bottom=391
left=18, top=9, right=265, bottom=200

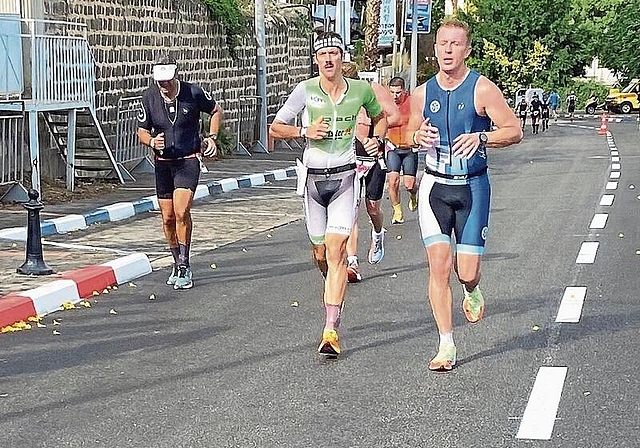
left=43, top=108, right=124, bottom=182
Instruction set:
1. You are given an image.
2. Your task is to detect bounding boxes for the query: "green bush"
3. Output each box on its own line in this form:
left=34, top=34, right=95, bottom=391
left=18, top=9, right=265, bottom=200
left=201, top=0, right=249, bottom=54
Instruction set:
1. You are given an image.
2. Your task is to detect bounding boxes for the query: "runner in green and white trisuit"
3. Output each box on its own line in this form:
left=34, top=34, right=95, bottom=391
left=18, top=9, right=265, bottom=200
left=270, top=31, right=387, bottom=357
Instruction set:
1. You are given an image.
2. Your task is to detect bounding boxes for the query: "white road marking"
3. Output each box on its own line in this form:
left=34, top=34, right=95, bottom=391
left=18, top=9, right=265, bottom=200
left=612, top=163, right=621, bottom=170
left=576, top=242, right=599, bottom=264
left=606, top=181, right=618, bottom=190
left=612, top=156, right=620, bottom=162
left=610, top=171, right=621, bottom=179
left=190, top=210, right=302, bottom=217
left=599, top=195, right=614, bottom=206
left=41, top=240, right=131, bottom=255
left=611, top=150, right=619, bottom=156
left=516, top=367, right=568, bottom=440
left=555, top=287, right=587, bottom=323
left=589, top=213, right=608, bottom=229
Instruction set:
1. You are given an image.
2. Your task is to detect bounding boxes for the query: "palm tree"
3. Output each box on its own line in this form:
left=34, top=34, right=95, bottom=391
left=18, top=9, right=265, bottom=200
left=363, top=0, right=381, bottom=70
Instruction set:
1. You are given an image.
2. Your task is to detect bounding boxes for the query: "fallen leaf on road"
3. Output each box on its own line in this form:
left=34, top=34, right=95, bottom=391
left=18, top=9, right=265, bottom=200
left=242, top=247, right=248, bottom=252
left=532, top=325, right=540, bottom=331
left=80, top=301, right=91, bottom=308
left=27, top=315, right=42, bottom=322
left=291, top=301, right=299, bottom=307
left=52, top=330, right=61, bottom=335
left=396, top=235, right=402, bottom=240
left=37, top=322, right=46, bottom=328
left=112, top=285, right=118, bottom=290
left=61, top=301, right=76, bottom=310
left=391, top=273, right=398, bottom=278
left=102, top=289, right=109, bottom=294
left=149, top=294, right=156, bottom=301
left=267, top=234, right=272, bottom=238
left=618, top=233, right=624, bottom=238
left=52, top=319, right=61, bottom=326
left=128, top=282, right=137, bottom=288
left=210, top=263, right=217, bottom=269
left=583, top=391, right=591, bottom=396
left=629, top=184, right=635, bottom=190
left=109, top=309, right=117, bottom=315
left=92, top=290, right=100, bottom=296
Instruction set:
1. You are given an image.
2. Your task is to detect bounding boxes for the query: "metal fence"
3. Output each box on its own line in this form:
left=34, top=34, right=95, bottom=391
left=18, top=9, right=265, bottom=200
left=236, top=95, right=268, bottom=155
left=115, top=96, right=149, bottom=163
left=0, top=111, right=25, bottom=199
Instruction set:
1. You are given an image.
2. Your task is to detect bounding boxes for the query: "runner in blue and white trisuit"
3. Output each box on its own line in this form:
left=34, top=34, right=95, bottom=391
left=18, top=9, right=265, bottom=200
left=406, top=18, right=522, bottom=371
left=269, top=32, right=387, bottom=358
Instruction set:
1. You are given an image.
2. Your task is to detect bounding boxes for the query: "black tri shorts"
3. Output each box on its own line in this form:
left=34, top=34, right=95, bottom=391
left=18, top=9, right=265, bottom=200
left=155, top=156, right=200, bottom=199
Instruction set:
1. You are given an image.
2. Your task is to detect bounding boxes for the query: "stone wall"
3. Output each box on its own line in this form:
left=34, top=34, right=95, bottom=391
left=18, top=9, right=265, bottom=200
left=42, top=0, right=312, bottom=149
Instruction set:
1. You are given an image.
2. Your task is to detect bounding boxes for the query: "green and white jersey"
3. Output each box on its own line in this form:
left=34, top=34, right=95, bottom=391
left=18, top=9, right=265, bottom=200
left=275, top=77, right=383, bottom=169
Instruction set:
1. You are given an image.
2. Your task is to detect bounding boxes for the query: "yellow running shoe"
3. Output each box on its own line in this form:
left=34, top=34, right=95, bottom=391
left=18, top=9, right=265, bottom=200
left=318, top=329, right=341, bottom=356
left=428, top=343, right=457, bottom=371
left=462, top=285, right=485, bottom=323
left=408, top=193, right=418, bottom=212
left=391, top=204, right=404, bottom=224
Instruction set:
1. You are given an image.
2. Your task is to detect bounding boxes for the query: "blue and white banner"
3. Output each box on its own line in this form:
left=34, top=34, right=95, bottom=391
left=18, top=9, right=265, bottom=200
left=378, top=0, right=397, bottom=48
left=404, top=0, right=432, bottom=34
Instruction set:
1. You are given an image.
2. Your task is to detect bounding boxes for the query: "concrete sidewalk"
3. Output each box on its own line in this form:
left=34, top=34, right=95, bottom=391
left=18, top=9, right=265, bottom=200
left=0, top=151, right=300, bottom=330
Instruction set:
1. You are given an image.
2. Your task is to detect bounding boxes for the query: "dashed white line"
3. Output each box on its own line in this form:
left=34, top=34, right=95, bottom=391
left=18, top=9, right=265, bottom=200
left=612, top=163, right=621, bottom=170
left=589, top=213, right=608, bottom=229
left=610, top=171, right=621, bottom=179
left=516, top=367, right=568, bottom=440
left=606, top=181, right=618, bottom=190
left=611, top=150, right=619, bottom=156
left=612, top=156, right=620, bottom=162
left=600, top=195, right=615, bottom=206
left=576, top=242, right=599, bottom=264
left=556, top=286, right=587, bottom=323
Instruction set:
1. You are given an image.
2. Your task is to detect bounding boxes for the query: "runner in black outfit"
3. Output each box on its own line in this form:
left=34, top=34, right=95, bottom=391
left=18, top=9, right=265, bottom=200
left=529, top=94, right=543, bottom=134
left=541, top=94, right=550, bottom=132
left=516, top=97, right=528, bottom=131
left=137, top=55, right=222, bottom=290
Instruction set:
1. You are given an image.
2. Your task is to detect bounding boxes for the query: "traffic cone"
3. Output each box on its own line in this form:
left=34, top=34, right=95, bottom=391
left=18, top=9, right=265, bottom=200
left=598, top=113, right=609, bottom=135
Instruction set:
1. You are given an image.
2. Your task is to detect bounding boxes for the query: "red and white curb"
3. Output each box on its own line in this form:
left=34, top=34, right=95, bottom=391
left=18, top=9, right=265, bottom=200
left=0, top=253, right=151, bottom=328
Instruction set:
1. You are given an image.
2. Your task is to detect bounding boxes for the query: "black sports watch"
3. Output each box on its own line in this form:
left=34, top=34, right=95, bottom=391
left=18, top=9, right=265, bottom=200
left=479, top=132, right=488, bottom=146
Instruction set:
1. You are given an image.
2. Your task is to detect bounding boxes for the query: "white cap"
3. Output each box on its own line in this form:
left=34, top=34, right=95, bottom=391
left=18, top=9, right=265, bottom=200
left=153, top=64, right=177, bottom=82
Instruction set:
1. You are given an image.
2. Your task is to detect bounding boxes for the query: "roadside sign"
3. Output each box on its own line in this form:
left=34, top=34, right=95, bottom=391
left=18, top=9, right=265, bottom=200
left=404, top=0, right=432, bottom=34
left=378, top=0, right=396, bottom=48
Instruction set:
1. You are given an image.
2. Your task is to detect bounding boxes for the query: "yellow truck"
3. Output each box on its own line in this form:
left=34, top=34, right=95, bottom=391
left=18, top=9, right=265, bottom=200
left=605, top=78, right=639, bottom=114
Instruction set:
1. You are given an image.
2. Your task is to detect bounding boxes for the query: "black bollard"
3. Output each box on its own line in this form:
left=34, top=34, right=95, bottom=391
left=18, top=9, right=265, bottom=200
left=17, top=189, right=54, bottom=275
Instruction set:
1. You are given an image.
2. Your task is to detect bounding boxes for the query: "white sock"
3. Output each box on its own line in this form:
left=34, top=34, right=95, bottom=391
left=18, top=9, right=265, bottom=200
left=347, top=255, right=358, bottom=265
left=439, top=332, right=454, bottom=346
left=372, top=228, right=384, bottom=238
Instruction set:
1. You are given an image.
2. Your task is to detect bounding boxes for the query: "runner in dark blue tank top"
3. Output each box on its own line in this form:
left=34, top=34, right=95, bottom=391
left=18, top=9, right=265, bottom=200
left=405, top=18, right=523, bottom=371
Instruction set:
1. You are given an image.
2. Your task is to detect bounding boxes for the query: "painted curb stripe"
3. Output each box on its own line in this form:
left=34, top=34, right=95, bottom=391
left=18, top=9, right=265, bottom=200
left=60, top=265, right=117, bottom=299
left=0, top=227, right=26, bottom=241
left=50, top=214, right=87, bottom=233
left=516, top=366, right=568, bottom=440
left=83, top=209, right=111, bottom=226
left=272, top=168, right=288, bottom=180
left=207, top=182, right=223, bottom=195
left=576, top=242, right=599, bottom=264
left=263, top=172, right=276, bottom=182
left=26, top=279, right=80, bottom=316
left=132, top=198, right=156, bottom=214
left=0, top=294, right=36, bottom=327
left=102, top=253, right=152, bottom=284
left=193, top=184, right=210, bottom=200
left=599, top=195, right=614, bottom=206
left=218, top=178, right=239, bottom=192
left=100, top=203, right=136, bottom=221
left=39, top=221, right=58, bottom=237
left=589, top=213, right=608, bottom=229
left=555, top=286, right=587, bottom=323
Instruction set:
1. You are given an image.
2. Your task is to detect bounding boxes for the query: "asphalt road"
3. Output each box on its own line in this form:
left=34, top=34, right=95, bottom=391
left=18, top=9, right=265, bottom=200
left=0, top=118, right=638, bottom=448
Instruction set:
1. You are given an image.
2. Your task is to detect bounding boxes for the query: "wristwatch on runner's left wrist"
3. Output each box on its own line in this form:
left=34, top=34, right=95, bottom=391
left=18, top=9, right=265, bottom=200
left=300, top=126, right=308, bottom=138
left=479, top=132, right=488, bottom=146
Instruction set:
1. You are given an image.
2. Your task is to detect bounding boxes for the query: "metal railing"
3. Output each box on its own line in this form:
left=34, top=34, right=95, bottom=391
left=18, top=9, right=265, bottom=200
left=26, top=19, right=95, bottom=107
left=115, top=96, right=151, bottom=164
left=0, top=110, right=25, bottom=190
left=236, top=95, right=268, bottom=155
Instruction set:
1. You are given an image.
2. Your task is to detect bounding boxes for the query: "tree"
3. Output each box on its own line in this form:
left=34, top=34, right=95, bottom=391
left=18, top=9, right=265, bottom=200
left=363, top=0, right=382, bottom=70
left=459, top=0, right=594, bottom=95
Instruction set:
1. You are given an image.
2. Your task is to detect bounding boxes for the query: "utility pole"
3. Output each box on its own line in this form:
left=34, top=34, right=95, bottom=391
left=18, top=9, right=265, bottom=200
left=255, top=0, right=268, bottom=152
left=409, top=0, right=418, bottom=90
